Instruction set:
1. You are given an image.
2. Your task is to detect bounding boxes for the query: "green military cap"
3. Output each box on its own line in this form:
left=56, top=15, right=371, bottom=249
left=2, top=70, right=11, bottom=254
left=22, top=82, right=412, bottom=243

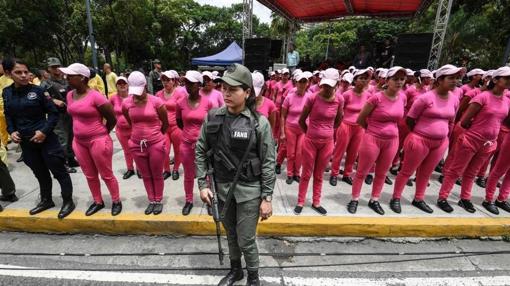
left=221, top=63, right=253, bottom=88
left=153, top=59, right=161, bottom=64
left=47, top=57, right=62, bottom=67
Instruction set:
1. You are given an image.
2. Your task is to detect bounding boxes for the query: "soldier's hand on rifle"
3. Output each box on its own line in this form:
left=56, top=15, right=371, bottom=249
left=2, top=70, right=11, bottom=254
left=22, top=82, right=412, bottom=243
left=200, top=188, right=214, bottom=206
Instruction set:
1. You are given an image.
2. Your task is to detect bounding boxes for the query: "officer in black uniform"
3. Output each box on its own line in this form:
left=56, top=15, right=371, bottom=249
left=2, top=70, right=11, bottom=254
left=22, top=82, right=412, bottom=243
left=40, top=57, right=79, bottom=172
left=2, top=58, right=75, bottom=219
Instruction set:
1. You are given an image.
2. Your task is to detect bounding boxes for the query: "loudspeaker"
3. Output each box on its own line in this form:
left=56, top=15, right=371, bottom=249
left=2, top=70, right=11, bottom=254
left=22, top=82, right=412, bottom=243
left=244, top=38, right=281, bottom=72
left=393, top=33, right=433, bottom=70
left=271, top=40, right=283, bottom=59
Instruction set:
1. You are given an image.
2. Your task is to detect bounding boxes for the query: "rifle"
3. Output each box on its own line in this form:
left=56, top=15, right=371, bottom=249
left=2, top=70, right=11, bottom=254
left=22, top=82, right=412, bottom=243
left=206, top=159, right=225, bottom=266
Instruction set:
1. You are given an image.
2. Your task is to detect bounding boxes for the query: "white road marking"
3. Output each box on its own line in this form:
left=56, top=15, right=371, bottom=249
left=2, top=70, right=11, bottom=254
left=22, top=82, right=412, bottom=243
left=0, top=265, right=508, bottom=285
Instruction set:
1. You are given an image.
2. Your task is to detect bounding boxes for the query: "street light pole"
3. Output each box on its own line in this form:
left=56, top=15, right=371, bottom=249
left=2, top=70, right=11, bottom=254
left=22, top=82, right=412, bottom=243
left=86, top=0, right=98, bottom=71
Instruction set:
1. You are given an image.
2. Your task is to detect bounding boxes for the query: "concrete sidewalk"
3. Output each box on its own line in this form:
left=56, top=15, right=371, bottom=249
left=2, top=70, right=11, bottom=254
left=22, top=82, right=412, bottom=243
left=1, top=132, right=509, bottom=237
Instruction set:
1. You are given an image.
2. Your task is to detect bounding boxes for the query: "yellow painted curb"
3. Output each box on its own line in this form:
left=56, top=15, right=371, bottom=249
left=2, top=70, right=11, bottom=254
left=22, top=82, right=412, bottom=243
left=1, top=209, right=510, bottom=237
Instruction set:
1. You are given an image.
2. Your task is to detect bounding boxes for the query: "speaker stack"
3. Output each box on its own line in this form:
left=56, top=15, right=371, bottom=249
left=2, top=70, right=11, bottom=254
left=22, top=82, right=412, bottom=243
left=393, top=33, right=434, bottom=70
left=244, top=38, right=283, bottom=72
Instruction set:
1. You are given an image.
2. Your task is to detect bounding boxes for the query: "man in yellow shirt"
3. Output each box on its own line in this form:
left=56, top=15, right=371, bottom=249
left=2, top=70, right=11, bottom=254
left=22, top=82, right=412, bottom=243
left=103, top=63, right=117, bottom=98
left=88, top=68, right=106, bottom=96
left=0, top=59, right=14, bottom=147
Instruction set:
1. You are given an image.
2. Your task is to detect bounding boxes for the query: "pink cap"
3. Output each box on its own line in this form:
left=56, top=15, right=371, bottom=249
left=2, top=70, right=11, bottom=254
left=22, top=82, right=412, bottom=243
left=466, top=68, right=485, bottom=77
left=492, top=66, right=510, bottom=78
left=353, top=68, right=370, bottom=78
left=184, top=70, right=203, bottom=84
left=419, top=69, right=433, bottom=78
left=406, top=68, right=415, bottom=76
left=59, top=63, right=90, bottom=78
left=295, top=71, right=312, bottom=82
left=202, top=71, right=216, bottom=81
left=281, top=68, right=290, bottom=75
left=341, top=73, right=354, bottom=84
left=319, top=68, right=339, bottom=87
left=435, top=64, right=463, bottom=78
left=162, top=70, right=178, bottom=79
left=115, top=76, right=128, bottom=84
left=127, top=71, right=147, bottom=95
left=251, top=71, right=265, bottom=97
left=483, top=70, right=495, bottom=80
left=386, top=66, right=407, bottom=78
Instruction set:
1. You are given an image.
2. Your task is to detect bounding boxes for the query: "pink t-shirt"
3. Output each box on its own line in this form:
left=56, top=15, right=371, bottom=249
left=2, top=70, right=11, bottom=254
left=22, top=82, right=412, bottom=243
left=405, top=84, right=428, bottom=114
left=452, top=86, right=464, bottom=100
left=176, top=95, right=213, bottom=144
left=155, top=89, right=184, bottom=127
left=304, top=92, right=344, bottom=140
left=466, top=91, right=510, bottom=141
left=122, top=95, right=165, bottom=145
left=282, top=89, right=309, bottom=129
left=461, top=84, right=475, bottom=96
left=200, top=88, right=224, bottom=108
left=257, top=97, right=276, bottom=118
left=110, top=94, right=131, bottom=130
left=366, top=91, right=406, bottom=139
left=308, top=84, right=320, bottom=93
left=67, top=89, right=109, bottom=141
left=407, top=90, right=459, bottom=140
left=275, top=80, right=294, bottom=108
left=342, top=89, right=370, bottom=125
left=464, top=87, right=481, bottom=99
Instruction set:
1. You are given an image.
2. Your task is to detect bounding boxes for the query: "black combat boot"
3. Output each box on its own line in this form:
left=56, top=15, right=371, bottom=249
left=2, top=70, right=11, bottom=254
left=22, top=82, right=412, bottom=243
left=246, top=270, right=260, bottom=286
left=218, top=260, right=243, bottom=286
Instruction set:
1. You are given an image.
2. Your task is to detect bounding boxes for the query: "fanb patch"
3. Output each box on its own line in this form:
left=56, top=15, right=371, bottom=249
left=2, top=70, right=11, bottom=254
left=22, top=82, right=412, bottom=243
left=231, top=130, right=249, bottom=140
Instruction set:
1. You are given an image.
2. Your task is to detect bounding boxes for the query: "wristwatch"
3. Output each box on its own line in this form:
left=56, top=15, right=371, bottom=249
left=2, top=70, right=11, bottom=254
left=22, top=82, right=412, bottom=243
left=262, top=195, right=272, bottom=202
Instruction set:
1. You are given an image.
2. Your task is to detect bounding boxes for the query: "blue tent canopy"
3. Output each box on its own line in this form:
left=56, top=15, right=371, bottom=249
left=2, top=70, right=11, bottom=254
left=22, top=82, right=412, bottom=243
left=191, top=42, right=243, bottom=66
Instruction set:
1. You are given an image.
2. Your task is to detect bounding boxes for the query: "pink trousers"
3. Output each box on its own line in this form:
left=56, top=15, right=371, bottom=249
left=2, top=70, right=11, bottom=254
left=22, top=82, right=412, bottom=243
left=485, top=132, right=510, bottom=202
left=129, top=138, right=167, bottom=202
left=352, top=133, right=399, bottom=200
left=73, top=135, right=120, bottom=203
left=392, top=119, right=410, bottom=166
left=443, top=123, right=465, bottom=173
left=284, top=125, right=304, bottom=177
left=297, top=136, right=334, bottom=206
left=438, top=134, right=497, bottom=201
left=276, top=137, right=287, bottom=165
left=393, top=133, right=448, bottom=201
left=477, top=128, right=509, bottom=177
left=180, top=140, right=197, bottom=203
left=164, top=125, right=182, bottom=172
left=115, top=127, right=134, bottom=171
left=331, top=123, right=364, bottom=177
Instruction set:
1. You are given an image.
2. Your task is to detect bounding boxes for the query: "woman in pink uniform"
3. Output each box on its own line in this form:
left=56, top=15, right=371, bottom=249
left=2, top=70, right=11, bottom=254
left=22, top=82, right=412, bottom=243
left=281, top=71, right=312, bottom=185
left=390, top=65, right=461, bottom=214
left=60, top=63, right=121, bottom=216
left=294, top=68, right=343, bottom=216
left=110, top=76, right=136, bottom=180
left=122, top=71, right=169, bottom=215
left=437, top=66, right=510, bottom=214
left=201, top=71, right=224, bottom=108
left=253, top=71, right=277, bottom=128
left=330, top=69, right=370, bottom=186
left=176, top=71, right=213, bottom=216
left=347, top=66, right=407, bottom=215
left=156, top=70, right=183, bottom=181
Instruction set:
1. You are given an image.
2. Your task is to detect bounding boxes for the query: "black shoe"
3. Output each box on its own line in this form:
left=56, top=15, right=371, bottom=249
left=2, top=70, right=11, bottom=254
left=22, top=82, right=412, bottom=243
left=182, top=202, right=193, bottom=216
left=293, top=205, right=303, bottom=215
left=145, top=203, right=155, bottom=215
left=123, top=170, right=135, bottom=180
left=412, top=200, right=433, bottom=213
left=437, top=199, right=453, bottom=213
left=435, top=164, right=443, bottom=173
left=29, top=199, right=55, bottom=215
left=368, top=200, right=385, bottom=215
left=458, top=199, right=476, bottom=213
left=163, top=171, right=171, bottom=180
left=324, top=166, right=331, bottom=173
left=275, top=164, right=281, bottom=174
left=407, top=179, right=414, bottom=187
left=153, top=202, right=163, bottom=215
left=0, top=204, right=3, bottom=212
left=65, top=165, right=77, bottom=173
left=390, top=167, right=399, bottom=176
left=347, top=200, right=358, bottom=214
left=495, top=200, right=510, bottom=213
left=85, top=202, right=104, bottom=216
left=0, top=194, right=18, bottom=202
left=438, top=175, right=444, bottom=183
left=341, top=176, right=353, bottom=185
left=482, top=201, right=499, bottom=215
left=170, top=157, right=175, bottom=165
left=384, top=176, right=393, bottom=185
left=456, top=178, right=462, bottom=186
left=246, top=270, right=260, bottom=286
left=389, top=198, right=401, bottom=214
left=311, top=205, right=327, bottom=215
left=497, top=181, right=502, bottom=188
left=58, top=200, right=75, bottom=219
left=136, top=170, right=142, bottom=179
left=16, top=155, right=23, bottom=163
left=365, top=174, right=374, bottom=185
left=475, top=177, right=487, bottom=188
left=172, top=170, right=179, bottom=180
left=286, top=176, right=293, bottom=185
left=207, top=205, right=213, bottom=216
left=293, top=176, right=300, bottom=183
left=68, top=158, right=80, bottom=168
left=218, top=260, right=244, bottom=286
left=111, top=201, right=122, bottom=216
left=329, top=175, right=338, bottom=186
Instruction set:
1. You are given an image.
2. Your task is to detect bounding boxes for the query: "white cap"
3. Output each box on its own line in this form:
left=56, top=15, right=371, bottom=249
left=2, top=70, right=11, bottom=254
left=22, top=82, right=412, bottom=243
left=270, top=71, right=276, bottom=76
left=353, top=68, right=370, bottom=78
left=367, top=66, right=374, bottom=71
left=492, top=66, right=510, bottom=78
left=281, top=68, right=290, bottom=75
left=379, top=70, right=388, bottom=79
left=419, top=69, right=434, bottom=78
left=466, top=68, right=485, bottom=77
left=313, top=70, right=320, bottom=76
left=319, top=68, right=339, bottom=87
left=406, top=68, right=415, bottom=77
left=184, top=70, right=203, bottom=84
left=348, top=66, right=356, bottom=72
left=296, top=71, right=313, bottom=82
left=212, top=71, right=219, bottom=77
left=435, top=64, right=463, bottom=78
left=251, top=71, right=265, bottom=97
left=341, top=73, right=354, bottom=84
left=386, top=66, right=407, bottom=78
left=293, top=70, right=303, bottom=80
left=341, top=69, right=350, bottom=76
left=115, top=76, right=128, bottom=84
left=276, top=69, right=282, bottom=74
left=127, top=71, right=147, bottom=95
left=377, top=68, right=388, bottom=77
left=483, top=70, right=495, bottom=80
left=59, top=63, right=90, bottom=78
left=202, top=71, right=215, bottom=81
left=292, top=68, right=303, bottom=76
left=162, top=70, right=178, bottom=79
